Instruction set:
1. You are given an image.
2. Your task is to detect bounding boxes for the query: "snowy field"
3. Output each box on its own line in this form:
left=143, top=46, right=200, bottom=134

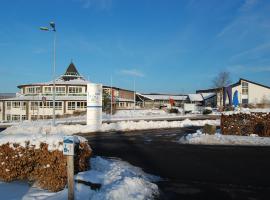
left=179, top=130, right=270, bottom=146
left=0, top=156, right=160, bottom=200
left=2, top=118, right=220, bottom=135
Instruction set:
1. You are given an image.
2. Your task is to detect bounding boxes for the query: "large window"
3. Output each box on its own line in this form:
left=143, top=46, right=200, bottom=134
left=68, top=102, right=76, bottom=110
left=26, top=87, right=41, bottom=94
left=12, top=115, right=20, bottom=121
left=30, top=102, right=39, bottom=110
left=56, top=87, right=66, bottom=94
left=68, top=87, right=83, bottom=94
left=44, top=87, right=52, bottom=93
left=12, top=101, right=21, bottom=108
left=242, top=82, right=248, bottom=95
left=77, top=102, right=86, bottom=109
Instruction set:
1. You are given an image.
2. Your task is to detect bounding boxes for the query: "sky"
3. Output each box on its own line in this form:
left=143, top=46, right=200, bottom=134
left=0, top=0, right=270, bottom=94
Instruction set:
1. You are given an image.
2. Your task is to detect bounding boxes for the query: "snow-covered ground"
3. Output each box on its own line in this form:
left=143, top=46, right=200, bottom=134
left=2, top=118, right=220, bottom=135
left=0, top=156, right=160, bottom=200
left=179, top=130, right=270, bottom=146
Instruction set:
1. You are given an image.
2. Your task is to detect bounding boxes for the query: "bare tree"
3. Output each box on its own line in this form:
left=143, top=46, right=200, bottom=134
left=212, top=71, right=232, bottom=108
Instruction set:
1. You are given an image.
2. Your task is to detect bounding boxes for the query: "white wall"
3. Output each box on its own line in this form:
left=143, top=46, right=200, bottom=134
left=232, top=80, right=270, bottom=104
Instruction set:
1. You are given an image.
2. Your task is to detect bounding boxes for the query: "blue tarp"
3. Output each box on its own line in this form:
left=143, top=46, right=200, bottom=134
left=233, top=90, right=239, bottom=107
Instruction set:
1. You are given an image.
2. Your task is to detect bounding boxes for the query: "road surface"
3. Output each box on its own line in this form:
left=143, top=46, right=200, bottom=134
left=81, top=127, right=270, bottom=200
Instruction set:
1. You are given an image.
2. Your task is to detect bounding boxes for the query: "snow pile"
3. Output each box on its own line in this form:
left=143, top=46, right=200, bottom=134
left=179, top=130, right=270, bottom=146
left=0, top=132, right=87, bottom=151
left=0, top=156, right=160, bottom=200
left=3, top=119, right=220, bottom=135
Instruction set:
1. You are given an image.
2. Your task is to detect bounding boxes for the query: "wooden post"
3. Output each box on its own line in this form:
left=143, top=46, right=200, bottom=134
left=67, top=155, right=74, bottom=200
left=63, top=136, right=75, bottom=200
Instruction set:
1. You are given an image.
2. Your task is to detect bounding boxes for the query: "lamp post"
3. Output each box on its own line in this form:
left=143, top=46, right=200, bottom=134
left=40, top=22, right=56, bottom=126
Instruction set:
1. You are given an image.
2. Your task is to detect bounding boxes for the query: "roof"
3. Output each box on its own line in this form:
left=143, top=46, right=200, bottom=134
left=137, top=93, right=188, bottom=101
left=197, top=78, right=270, bottom=93
left=188, top=94, right=203, bottom=102
left=61, top=62, right=83, bottom=81
left=231, top=78, right=270, bottom=89
left=200, top=93, right=216, bottom=100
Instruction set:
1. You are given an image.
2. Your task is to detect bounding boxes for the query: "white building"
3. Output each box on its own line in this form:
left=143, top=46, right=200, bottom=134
left=0, top=62, right=135, bottom=122
left=197, top=78, right=270, bottom=107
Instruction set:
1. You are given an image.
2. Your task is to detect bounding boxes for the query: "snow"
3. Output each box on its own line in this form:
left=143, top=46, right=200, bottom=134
left=179, top=130, right=270, bottom=146
left=137, top=93, right=187, bottom=101
left=188, top=94, right=203, bottom=102
left=0, top=132, right=87, bottom=151
left=0, top=156, right=160, bottom=200
left=2, top=119, right=220, bottom=135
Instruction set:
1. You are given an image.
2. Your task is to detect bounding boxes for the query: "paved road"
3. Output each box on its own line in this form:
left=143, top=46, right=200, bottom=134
left=81, top=127, right=270, bottom=200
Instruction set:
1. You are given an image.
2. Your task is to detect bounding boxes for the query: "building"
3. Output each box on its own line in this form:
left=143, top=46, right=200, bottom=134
left=196, top=78, right=270, bottom=107
left=0, top=62, right=135, bottom=122
left=136, top=93, right=188, bottom=108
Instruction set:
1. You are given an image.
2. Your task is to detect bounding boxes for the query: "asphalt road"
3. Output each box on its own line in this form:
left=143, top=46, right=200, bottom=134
left=80, top=127, right=270, bottom=200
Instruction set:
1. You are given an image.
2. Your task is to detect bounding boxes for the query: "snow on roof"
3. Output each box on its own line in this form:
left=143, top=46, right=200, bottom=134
left=138, top=94, right=187, bottom=101
left=188, top=94, right=203, bottom=102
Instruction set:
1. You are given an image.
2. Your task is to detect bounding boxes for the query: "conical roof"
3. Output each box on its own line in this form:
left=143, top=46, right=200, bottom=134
left=62, top=62, right=83, bottom=81
left=64, top=62, right=80, bottom=76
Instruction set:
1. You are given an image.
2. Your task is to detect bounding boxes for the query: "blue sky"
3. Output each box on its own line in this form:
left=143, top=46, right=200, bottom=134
left=0, top=0, right=270, bottom=93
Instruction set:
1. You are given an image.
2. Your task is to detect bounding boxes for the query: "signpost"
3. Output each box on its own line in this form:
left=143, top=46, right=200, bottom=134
left=87, top=83, right=103, bottom=130
left=63, top=136, right=74, bottom=200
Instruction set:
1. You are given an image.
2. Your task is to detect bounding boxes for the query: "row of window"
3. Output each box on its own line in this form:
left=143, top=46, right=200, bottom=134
left=6, top=114, right=26, bottom=121
left=26, top=86, right=85, bottom=94
left=7, top=102, right=26, bottom=110
left=67, top=102, right=87, bottom=110
left=5, top=101, right=86, bottom=111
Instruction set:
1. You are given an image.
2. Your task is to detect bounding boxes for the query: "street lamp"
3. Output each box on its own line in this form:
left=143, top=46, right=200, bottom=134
left=40, top=22, right=56, bottom=126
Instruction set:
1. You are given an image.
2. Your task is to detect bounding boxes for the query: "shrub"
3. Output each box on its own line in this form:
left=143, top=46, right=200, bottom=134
left=203, top=124, right=216, bottom=135
left=203, top=109, right=212, bottom=115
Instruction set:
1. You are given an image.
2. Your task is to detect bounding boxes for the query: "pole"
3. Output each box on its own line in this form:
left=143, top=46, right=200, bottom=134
left=52, top=31, right=56, bottom=126
left=67, top=155, right=74, bottom=200
left=133, top=78, right=136, bottom=111
left=110, top=76, right=113, bottom=117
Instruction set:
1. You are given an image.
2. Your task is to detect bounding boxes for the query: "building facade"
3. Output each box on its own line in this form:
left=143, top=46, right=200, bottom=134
left=0, top=62, right=135, bottom=122
left=197, top=78, right=270, bottom=107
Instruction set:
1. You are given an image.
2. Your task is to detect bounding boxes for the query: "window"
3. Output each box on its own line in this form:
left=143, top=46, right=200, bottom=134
left=68, top=87, right=83, bottom=94
left=7, top=102, right=11, bottom=110
left=22, top=102, right=26, bottom=110
left=22, top=115, right=27, bottom=120
left=12, top=101, right=20, bottom=108
left=68, top=102, right=76, bottom=110
left=242, top=99, right=248, bottom=104
left=44, top=87, right=52, bottom=93
left=26, top=87, right=41, bottom=94
left=77, top=102, right=86, bottom=109
left=30, top=102, right=39, bottom=110
left=242, top=81, right=248, bottom=95
left=12, top=115, right=20, bottom=121
left=55, top=102, right=63, bottom=110
left=6, top=114, right=11, bottom=121
left=56, top=87, right=66, bottom=94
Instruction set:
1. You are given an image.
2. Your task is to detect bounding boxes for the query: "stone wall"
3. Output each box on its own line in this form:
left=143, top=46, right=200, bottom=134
left=221, top=113, right=270, bottom=137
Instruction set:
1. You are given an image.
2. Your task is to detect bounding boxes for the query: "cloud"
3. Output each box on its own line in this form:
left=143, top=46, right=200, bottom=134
left=78, top=0, right=112, bottom=10
left=120, top=69, right=145, bottom=77
left=240, top=0, right=259, bottom=12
